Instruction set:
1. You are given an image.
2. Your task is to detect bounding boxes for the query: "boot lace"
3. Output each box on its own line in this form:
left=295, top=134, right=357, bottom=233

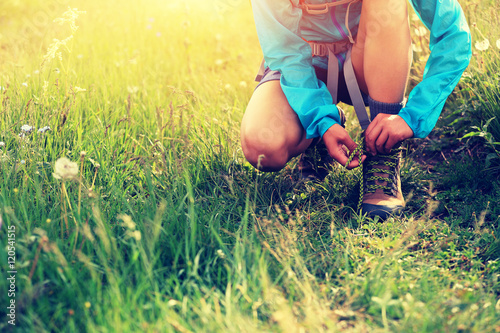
left=344, top=139, right=401, bottom=212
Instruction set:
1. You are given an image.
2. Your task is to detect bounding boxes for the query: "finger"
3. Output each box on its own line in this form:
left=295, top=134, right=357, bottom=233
left=385, top=135, right=400, bottom=153
left=375, top=130, right=389, bottom=154
left=329, top=145, right=350, bottom=167
left=365, top=124, right=381, bottom=155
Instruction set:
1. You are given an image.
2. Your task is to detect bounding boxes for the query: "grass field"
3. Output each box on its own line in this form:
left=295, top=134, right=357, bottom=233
left=1, top=0, right=500, bottom=331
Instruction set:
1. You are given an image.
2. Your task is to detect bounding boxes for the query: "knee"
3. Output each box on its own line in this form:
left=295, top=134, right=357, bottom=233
left=241, top=125, right=289, bottom=172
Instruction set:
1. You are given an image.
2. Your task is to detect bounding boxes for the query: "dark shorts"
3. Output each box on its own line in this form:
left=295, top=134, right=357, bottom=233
left=256, top=65, right=369, bottom=106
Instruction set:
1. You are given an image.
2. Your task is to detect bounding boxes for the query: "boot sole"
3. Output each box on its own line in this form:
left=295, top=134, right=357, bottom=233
left=361, top=203, right=404, bottom=220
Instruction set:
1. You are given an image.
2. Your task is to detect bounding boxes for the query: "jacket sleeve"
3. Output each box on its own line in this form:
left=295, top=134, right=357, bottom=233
left=401, top=0, right=472, bottom=138
left=251, top=0, right=341, bottom=139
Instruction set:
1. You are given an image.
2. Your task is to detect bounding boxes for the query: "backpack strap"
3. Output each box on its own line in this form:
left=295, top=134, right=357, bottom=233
left=344, top=48, right=370, bottom=129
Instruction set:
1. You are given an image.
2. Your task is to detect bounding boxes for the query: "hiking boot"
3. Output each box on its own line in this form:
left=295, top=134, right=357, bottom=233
left=361, top=143, right=404, bottom=219
left=298, top=106, right=346, bottom=181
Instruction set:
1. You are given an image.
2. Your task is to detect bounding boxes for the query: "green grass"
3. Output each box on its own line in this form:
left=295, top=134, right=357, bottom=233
left=0, top=0, right=499, bottom=331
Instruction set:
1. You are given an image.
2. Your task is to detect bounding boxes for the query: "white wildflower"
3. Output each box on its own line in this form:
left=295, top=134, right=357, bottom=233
left=53, top=157, right=79, bottom=180
left=216, top=249, right=226, bottom=259
left=127, top=86, right=139, bottom=94
left=20, top=160, right=26, bottom=164
left=0, top=142, right=5, bottom=147
left=414, top=26, right=427, bottom=37
left=0, top=86, right=4, bottom=91
left=167, top=299, right=179, bottom=306
left=496, top=39, right=500, bottom=50
left=21, top=125, right=34, bottom=133
left=38, top=126, right=51, bottom=133
left=475, top=39, right=490, bottom=51
left=73, top=86, right=86, bottom=93
left=132, top=230, right=141, bottom=241
left=21, top=82, right=28, bottom=87
left=34, top=70, right=40, bottom=75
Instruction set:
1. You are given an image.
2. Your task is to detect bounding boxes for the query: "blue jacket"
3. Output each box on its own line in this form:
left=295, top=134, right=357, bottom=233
left=251, top=0, right=472, bottom=139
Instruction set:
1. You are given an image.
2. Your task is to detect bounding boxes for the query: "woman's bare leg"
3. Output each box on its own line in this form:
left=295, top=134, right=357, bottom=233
left=240, top=80, right=312, bottom=171
left=351, top=0, right=412, bottom=103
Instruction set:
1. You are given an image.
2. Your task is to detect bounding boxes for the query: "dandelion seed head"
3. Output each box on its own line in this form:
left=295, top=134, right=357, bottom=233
left=53, top=157, right=79, bottom=180
left=475, top=39, right=490, bottom=51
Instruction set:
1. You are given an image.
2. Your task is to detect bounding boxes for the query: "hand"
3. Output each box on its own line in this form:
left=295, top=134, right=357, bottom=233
left=364, top=114, right=413, bottom=155
left=322, top=124, right=366, bottom=169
